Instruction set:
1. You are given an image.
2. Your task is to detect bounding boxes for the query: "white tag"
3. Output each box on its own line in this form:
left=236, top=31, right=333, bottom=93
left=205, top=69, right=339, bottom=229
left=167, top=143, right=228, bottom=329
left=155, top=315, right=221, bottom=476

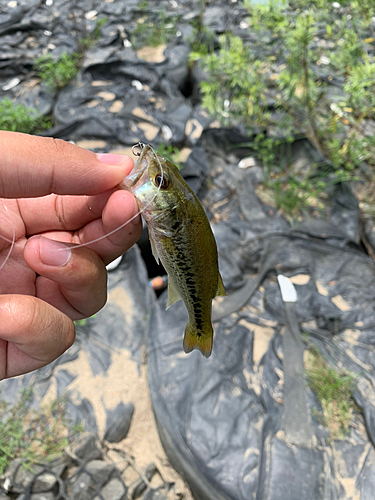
left=277, top=275, right=297, bottom=303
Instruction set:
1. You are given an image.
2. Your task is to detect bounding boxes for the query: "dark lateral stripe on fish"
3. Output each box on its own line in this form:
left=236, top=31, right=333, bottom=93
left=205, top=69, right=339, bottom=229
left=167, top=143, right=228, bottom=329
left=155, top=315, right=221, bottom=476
left=171, top=233, right=206, bottom=332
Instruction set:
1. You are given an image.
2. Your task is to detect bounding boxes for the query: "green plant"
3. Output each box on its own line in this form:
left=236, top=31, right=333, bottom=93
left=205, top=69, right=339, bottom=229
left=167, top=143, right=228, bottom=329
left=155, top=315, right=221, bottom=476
left=138, top=0, right=149, bottom=10
left=156, top=143, right=183, bottom=170
left=195, top=0, right=375, bottom=214
left=35, top=52, right=81, bottom=90
left=131, top=11, right=179, bottom=48
left=0, top=388, right=80, bottom=474
left=305, top=349, right=356, bottom=439
left=188, top=1, right=215, bottom=57
left=198, top=34, right=270, bottom=127
left=0, top=99, right=51, bottom=133
left=80, top=17, right=107, bottom=51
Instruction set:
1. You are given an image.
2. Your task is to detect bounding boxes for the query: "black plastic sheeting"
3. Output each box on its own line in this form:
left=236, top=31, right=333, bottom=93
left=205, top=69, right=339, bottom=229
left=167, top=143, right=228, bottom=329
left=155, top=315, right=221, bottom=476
left=1, top=0, right=375, bottom=499
left=0, top=0, right=221, bottom=148
left=141, top=130, right=375, bottom=500
left=3, top=131, right=375, bottom=500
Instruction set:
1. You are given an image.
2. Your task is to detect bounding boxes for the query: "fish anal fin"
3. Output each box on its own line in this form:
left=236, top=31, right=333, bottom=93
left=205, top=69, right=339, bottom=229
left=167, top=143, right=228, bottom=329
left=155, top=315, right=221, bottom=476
left=216, top=273, right=226, bottom=297
left=167, top=277, right=182, bottom=309
left=183, top=323, right=213, bottom=358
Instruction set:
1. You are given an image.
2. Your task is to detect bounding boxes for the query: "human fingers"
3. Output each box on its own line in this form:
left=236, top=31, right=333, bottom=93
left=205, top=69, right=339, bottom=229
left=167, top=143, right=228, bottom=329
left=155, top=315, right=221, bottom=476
left=73, top=189, right=142, bottom=265
left=0, top=295, right=75, bottom=380
left=17, top=190, right=116, bottom=235
left=0, top=131, right=133, bottom=198
left=23, top=236, right=108, bottom=319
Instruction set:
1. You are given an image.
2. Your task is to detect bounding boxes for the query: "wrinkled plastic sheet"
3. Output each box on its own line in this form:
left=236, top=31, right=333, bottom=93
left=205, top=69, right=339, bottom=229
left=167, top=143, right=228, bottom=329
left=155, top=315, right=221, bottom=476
left=1, top=134, right=375, bottom=499
left=0, top=0, right=239, bottom=149
left=143, top=132, right=375, bottom=500
left=1, top=0, right=375, bottom=498
left=146, top=235, right=375, bottom=500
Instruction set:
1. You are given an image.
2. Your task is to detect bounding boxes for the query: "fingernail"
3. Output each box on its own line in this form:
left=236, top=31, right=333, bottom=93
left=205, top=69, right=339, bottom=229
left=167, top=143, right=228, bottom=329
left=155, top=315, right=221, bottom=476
left=96, top=153, right=126, bottom=165
left=39, top=237, right=71, bottom=267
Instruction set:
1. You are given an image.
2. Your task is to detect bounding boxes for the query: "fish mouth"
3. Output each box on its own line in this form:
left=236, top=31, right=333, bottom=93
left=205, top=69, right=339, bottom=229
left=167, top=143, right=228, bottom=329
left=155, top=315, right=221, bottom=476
left=121, top=167, right=146, bottom=189
left=118, top=143, right=154, bottom=191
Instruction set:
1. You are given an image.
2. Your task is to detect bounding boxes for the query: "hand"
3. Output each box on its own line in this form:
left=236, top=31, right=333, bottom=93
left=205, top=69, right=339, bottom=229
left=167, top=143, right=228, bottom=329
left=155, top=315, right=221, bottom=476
left=0, top=131, right=142, bottom=380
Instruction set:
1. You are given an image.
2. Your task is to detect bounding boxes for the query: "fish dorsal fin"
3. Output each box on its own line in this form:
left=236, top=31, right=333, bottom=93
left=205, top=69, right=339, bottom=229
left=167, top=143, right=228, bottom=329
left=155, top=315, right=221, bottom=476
left=167, top=277, right=182, bottom=309
left=149, top=233, right=160, bottom=265
left=216, top=273, right=226, bottom=297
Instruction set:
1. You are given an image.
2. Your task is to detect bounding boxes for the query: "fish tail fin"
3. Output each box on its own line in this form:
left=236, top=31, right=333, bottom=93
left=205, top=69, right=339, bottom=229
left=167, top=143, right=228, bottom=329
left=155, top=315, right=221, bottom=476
left=183, top=322, right=213, bottom=358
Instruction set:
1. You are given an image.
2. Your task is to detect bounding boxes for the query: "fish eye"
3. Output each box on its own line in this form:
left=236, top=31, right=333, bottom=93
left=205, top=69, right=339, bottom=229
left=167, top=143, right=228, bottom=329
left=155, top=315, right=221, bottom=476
left=154, top=172, right=169, bottom=189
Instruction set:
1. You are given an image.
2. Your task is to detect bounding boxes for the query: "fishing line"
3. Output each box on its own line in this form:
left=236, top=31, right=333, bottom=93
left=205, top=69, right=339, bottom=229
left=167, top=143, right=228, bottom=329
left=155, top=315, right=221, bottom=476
left=0, top=143, right=165, bottom=268
left=52, top=142, right=165, bottom=251
left=0, top=199, right=15, bottom=272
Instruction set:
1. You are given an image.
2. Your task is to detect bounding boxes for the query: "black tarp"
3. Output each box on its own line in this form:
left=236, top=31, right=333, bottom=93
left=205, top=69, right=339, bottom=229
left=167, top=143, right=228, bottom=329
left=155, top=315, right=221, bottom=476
left=1, top=1, right=375, bottom=499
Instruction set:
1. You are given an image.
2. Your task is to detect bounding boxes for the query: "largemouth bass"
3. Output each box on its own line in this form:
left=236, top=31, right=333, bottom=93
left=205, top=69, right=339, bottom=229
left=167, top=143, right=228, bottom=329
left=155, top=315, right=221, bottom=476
left=119, top=143, right=225, bottom=357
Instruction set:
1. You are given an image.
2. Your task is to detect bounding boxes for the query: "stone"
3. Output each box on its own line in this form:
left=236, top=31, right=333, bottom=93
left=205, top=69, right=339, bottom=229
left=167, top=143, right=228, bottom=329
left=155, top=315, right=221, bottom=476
left=69, top=460, right=117, bottom=499
left=70, top=433, right=102, bottom=461
left=3, top=459, right=23, bottom=493
left=103, top=402, right=134, bottom=443
left=7, top=462, right=44, bottom=494
left=70, top=471, right=92, bottom=500
left=142, top=491, right=168, bottom=500
left=85, top=460, right=116, bottom=487
left=130, top=464, right=157, bottom=499
left=95, top=478, right=127, bottom=500
left=51, top=461, right=67, bottom=478
left=16, top=493, right=55, bottom=500
left=32, top=472, right=57, bottom=493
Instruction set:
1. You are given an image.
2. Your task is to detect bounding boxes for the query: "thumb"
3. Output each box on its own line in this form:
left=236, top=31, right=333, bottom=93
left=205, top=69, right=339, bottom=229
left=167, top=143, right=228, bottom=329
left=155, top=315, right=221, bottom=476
left=0, top=131, right=134, bottom=198
left=0, top=295, right=75, bottom=380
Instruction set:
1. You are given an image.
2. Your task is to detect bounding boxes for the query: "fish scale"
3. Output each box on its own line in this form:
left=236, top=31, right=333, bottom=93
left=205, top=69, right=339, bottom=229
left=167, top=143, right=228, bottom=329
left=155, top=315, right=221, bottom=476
left=159, top=219, right=210, bottom=333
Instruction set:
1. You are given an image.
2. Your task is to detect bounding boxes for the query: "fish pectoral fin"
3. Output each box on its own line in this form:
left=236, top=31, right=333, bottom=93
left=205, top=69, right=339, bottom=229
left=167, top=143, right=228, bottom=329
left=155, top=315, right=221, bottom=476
left=149, top=233, right=160, bottom=265
left=216, top=273, right=226, bottom=297
left=166, top=277, right=182, bottom=309
left=183, top=323, right=213, bottom=358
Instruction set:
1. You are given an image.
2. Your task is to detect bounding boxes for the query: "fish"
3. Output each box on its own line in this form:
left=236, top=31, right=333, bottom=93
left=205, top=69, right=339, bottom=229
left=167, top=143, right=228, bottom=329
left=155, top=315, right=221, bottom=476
left=119, top=143, right=226, bottom=358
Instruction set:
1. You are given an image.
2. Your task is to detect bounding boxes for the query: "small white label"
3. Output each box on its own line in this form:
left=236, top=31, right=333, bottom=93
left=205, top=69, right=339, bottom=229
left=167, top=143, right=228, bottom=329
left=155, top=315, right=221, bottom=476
left=277, top=275, right=297, bottom=303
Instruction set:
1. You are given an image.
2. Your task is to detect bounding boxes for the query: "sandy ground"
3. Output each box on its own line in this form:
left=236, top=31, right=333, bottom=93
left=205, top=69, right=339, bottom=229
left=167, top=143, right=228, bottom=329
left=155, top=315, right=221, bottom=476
left=40, top=281, right=194, bottom=499
left=44, top=345, right=193, bottom=499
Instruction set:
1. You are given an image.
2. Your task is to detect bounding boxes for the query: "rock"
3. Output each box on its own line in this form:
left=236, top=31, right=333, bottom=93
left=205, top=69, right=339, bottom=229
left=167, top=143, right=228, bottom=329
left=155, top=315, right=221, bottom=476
left=70, top=471, right=92, bottom=500
left=16, top=493, right=55, bottom=500
left=6, top=458, right=67, bottom=494
left=3, top=459, right=23, bottom=493
left=3, top=459, right=65, bottom=494
left=85, top=460, right=116, bottom=486
left=141, top=491, right=168, bottom=500
left=103, top=402, right=134, bottom=443
left=32, top=472, right=57, bottom=493
left=51, top=461, right=67, bottom=479
left=69, top=460, right=117, bottom=499
left=14, top=465, right=42, bottom=489
left=95, top=478, right=127, bottom=500
left=130, top=464, right=157, bottom=499
left=70, top=433, right=102, bottom=461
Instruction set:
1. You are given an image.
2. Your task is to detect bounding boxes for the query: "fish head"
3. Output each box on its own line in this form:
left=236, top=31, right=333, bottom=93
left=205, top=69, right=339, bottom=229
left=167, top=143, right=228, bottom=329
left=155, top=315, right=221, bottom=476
left=119, top=143, right=184, bottom=216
